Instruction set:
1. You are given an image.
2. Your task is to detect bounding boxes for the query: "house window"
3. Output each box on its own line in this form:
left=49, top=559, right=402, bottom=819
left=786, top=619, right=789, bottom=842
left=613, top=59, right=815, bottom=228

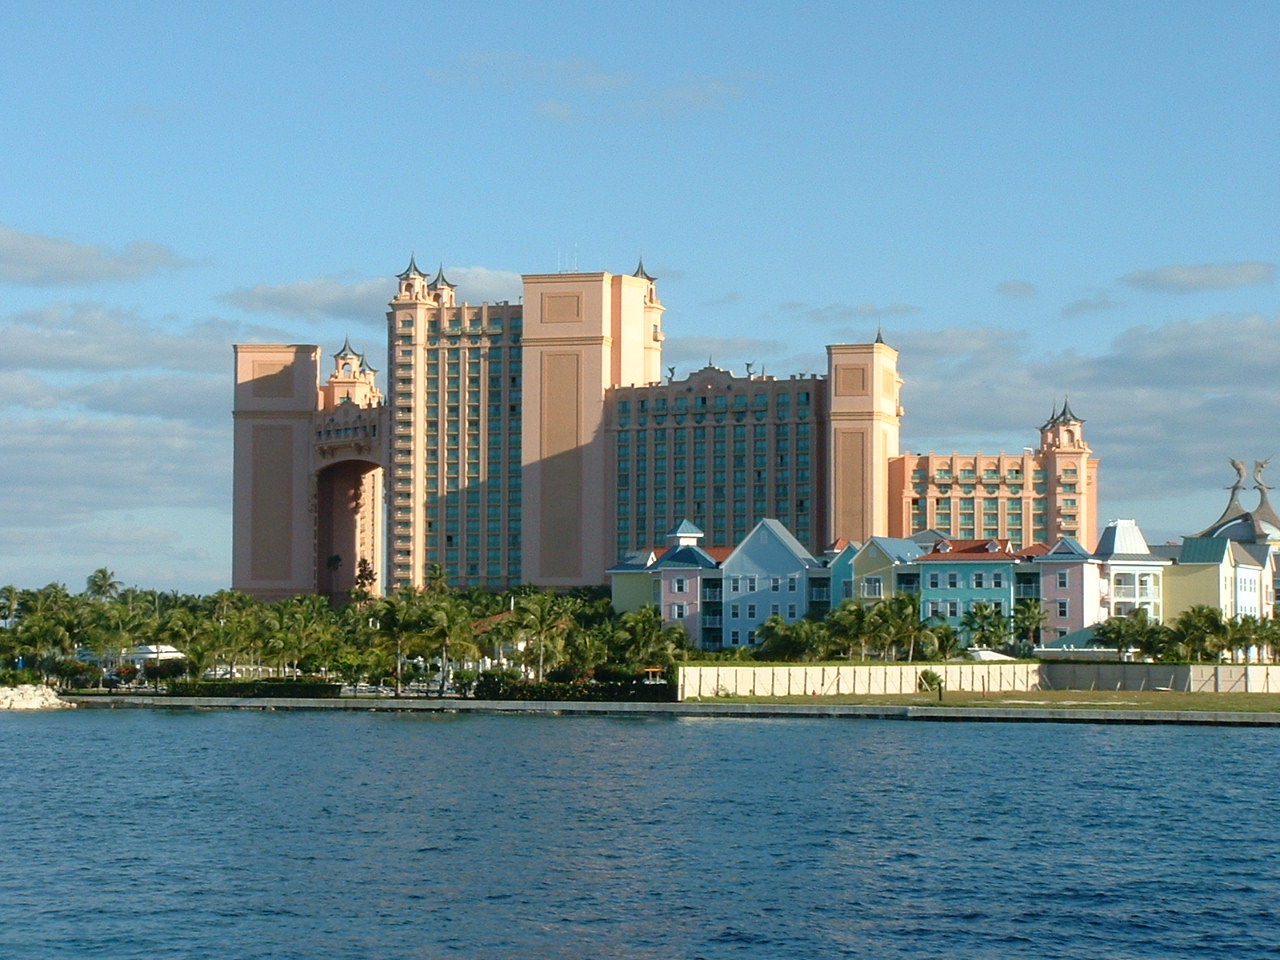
left=863, top=576, right=883, bottom=599
left=788, top=604, right=797, bottom=619
left=788, top=576, right=798, bottom=592
left=730, top=630, right=740, bottom=645
left=992, top=572, right=1004, bottom=588
left=746, top=576, right=758, bottom=592
left=730, top=604, right=740, bottom=618
left=730, top=577, right=741, bottom=593
left=771, top=577, right=781, bottom=592
left=973, top=572, right=985, bottom=589
left=1057, top=600, right=1069, bottom=618
left=746, top=604, right=757, bottom=619
left=947, top=572, right=959, bottom=589
left=673, top=578, right=687, bottom=594
left=928, top=572, right=940, bottom=589
left=1057, top=571, right=1069, bottom=589
left=671, top=602, right=686, bottom=619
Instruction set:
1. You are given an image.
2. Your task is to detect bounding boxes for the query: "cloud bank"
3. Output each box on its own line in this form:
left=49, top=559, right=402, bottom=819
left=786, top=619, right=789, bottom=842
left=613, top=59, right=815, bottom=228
left=1121, top=261, right=1275, bottom=293
left=0, top=225, right=190, bottom=286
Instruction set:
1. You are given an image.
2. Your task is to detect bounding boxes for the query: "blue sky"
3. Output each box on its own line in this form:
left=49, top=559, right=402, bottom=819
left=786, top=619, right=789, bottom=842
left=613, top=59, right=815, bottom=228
left=2, top=1, right=1277, bottom=593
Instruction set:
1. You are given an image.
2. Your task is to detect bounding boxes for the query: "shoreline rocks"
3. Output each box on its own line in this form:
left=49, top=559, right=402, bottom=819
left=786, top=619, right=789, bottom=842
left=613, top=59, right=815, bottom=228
left=0, top=684, right=75, bottom=710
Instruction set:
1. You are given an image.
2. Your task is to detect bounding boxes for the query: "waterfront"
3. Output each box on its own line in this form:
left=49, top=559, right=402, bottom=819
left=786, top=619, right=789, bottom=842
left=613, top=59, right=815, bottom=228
left=2, top=711, right=1277, bottom=959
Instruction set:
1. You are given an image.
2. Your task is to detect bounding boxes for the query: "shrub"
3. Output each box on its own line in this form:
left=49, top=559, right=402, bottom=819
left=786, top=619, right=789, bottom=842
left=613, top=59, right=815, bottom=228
left=167, top=679, right=342, bottom=698
left=472, top=667, right=676, bottom=703
left=451, top=668, right=479, bottom=698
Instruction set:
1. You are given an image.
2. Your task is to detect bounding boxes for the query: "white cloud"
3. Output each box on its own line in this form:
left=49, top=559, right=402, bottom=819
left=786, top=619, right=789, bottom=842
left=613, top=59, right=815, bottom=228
left=1062, top=291, right=1121, bottom=316
left=895, top=313, right=1280, bottom=517
left=0, top=224, right=190, bottom=286
left=224, top=268, right=523, bottom=322
left=1, top=415, right=229, bottom=531
left=0, top=303, right=234, bottom=374
left=223, top=277, right=389, bottom=323
left=437, top=51, right=741, bottom=121
left=444, top=266, right=523, bottom=304
left=1121, top=261, right=1275, bottom=293
left=995, top=280, right=1038, bottom=298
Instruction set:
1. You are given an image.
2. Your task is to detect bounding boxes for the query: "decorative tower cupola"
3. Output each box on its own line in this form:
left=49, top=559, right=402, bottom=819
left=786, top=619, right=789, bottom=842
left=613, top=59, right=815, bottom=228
left=396, top=255, right=427, bottom=301
left=427, top=263, right=457, bottom=307
left=1040, top=397, right=1087, bottom=451
left=320, top=336, right=383, bottom=412
left=633, top=257, right=657, bottom=302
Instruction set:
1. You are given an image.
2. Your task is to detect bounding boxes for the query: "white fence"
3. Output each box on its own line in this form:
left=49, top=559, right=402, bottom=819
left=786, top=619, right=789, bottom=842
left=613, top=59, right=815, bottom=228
left=676, top=662, right=1280, bottom=700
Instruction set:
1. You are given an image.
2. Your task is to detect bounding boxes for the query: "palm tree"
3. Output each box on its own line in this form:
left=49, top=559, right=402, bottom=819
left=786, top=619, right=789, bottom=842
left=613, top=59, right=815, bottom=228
left=1095, top=608, right=1169, bottom=662
left=416, top=596, right=480, bottom=697
left=1011, top=599, right=1047, bottom=650
left=929, top=622, right=965, bottom=661
left=825, top=599, right=878, bottom=661
left=1171, top=605, right=1227, bottom=663
left=514, top=592, right=575, bottom=681
left=873, top=593, right=932, bottom=661
left=85, top=568, right=123, bottom=602
left=619, top=605, right=689, bottom=667
left=960, top=602, right=1009, bottom=651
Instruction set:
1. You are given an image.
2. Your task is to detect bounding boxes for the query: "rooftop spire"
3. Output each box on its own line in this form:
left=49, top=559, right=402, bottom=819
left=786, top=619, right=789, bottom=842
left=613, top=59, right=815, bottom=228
left=633, top=257, right=655, bottom=281
left=1057, top=394, right=1081, bottom=423
left=397, top=254, right=424, bottom=279
left=429, top=262, right=455, bottom=289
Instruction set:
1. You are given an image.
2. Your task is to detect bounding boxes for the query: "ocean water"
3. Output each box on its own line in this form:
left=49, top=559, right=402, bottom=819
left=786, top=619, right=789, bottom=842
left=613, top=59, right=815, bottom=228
left=1, top=709, right=1277, bottom=959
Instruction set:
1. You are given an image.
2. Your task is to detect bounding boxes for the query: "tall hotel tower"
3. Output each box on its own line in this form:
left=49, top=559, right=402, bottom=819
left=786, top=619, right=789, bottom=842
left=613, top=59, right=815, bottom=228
left=236, top=256, right=1098, bottom=598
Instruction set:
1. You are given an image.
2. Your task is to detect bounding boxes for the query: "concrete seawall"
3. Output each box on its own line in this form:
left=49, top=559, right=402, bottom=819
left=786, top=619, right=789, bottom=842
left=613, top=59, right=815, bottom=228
left=61, top=695, right=1280, bottom=726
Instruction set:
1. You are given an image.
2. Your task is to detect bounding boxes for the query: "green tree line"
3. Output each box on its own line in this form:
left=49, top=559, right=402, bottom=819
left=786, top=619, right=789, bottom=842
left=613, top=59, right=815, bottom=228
left=0, top=568, right=691, bottom=690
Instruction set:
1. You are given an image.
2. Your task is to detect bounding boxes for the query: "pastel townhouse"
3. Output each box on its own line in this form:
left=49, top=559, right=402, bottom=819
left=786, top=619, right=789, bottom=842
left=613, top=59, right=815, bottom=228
left=719, top=519, right=827, bottom=649
left=607, top=521, right=728, bottom=648
left=913, top=538, right=1026, bottom=636
left=1153, top=537, right=1274, bottom=623
left=1092, top=519, right=1170, bottom=622
left=848, top=536, right=929, bottom=605
left=1033, top=537, right=1104, bottom=641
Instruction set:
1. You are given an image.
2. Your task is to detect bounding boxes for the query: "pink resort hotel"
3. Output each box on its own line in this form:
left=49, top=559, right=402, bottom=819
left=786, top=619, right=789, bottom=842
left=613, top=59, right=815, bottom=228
left=232, top=259, right=1097, bottom=600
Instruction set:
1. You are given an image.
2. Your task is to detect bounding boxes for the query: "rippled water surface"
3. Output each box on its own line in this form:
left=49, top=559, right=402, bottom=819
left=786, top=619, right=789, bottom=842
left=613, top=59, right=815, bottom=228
left=2, top=710, right=1278, bottom=959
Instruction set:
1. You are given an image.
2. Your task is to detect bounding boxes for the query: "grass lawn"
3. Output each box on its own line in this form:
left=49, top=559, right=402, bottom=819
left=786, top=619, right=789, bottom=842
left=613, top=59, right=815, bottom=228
left=689, top=688, right=1280, bottom=713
